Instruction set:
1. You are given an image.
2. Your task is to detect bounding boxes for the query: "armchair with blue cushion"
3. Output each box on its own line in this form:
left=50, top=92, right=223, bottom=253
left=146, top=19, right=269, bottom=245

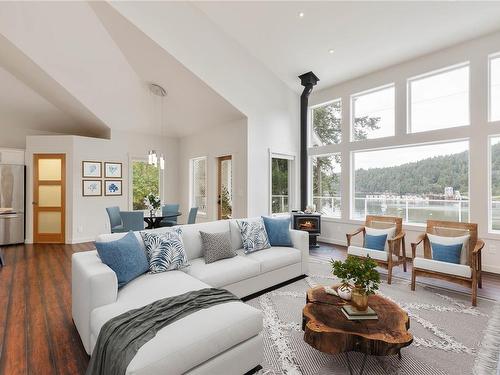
left=346, top=215, right=406, bottom=285
left=106, top=206, right=145, bottom=233
left=411, top=220, right=484, bottom=306
left=159, top=204, right=180, bottom=227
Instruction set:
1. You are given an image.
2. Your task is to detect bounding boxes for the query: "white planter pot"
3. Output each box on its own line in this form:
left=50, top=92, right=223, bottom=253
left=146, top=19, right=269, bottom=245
left=337, top=285, right=352, bottom=301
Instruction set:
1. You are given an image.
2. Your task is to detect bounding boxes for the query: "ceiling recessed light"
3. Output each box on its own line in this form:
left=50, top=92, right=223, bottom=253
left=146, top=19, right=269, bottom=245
left=328, top=49, right=335, bottom=54
left=298, top=12, right=305, bottom=18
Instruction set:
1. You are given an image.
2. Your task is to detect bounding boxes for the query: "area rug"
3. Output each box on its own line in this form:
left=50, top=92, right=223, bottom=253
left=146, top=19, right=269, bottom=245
left=246, top=260, right=500, bottom=375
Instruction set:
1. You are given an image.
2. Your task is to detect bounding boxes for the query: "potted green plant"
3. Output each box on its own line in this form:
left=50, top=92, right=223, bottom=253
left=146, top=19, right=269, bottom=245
left=350, top=256, right=380, bottom=311
left=331, top=256, right=380, bottom=311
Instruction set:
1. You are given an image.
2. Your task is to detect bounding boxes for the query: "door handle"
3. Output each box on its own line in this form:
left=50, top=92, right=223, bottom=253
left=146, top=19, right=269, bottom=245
left=32, top=201, right=38, bottom=205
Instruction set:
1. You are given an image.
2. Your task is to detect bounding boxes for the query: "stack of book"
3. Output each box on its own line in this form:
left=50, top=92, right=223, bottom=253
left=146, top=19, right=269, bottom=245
left=341, top=305, right=378, bottom=320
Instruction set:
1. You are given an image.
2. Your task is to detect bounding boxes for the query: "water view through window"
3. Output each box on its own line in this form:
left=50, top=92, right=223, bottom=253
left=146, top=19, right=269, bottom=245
left=352, top=141, right=469, bottom=224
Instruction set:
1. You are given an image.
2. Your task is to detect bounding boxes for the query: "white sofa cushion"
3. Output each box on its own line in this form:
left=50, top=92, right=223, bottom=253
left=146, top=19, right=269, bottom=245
left=413, top=257, right=472, bottom=278
left=237, top=247, right=301, bottom=273
left=347, top=245, right=399, bottom=262
left=90, top=271, right=262, bottom=375
left=184, top=256, right=261, bottom=287
left=229, top=219, right=244, bottom=251
left=180, top=220, right=231, bottom=260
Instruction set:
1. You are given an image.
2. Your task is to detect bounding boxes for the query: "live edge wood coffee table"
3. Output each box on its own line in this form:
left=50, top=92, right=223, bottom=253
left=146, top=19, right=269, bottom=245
left=302, top=286, right=413, bottom=375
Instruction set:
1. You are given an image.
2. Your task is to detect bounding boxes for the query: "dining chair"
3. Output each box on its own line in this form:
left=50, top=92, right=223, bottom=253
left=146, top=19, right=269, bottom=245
left=120, top=211, right=145, bottom=231
left=187, top=207, right=198, bottom=224
left=159, top=203, right=180, bottom=227
left=411, top=220, right=484, bottom=306
left=346, top=215, right=406, bottom=284
left=106, top=206, right=125, bottom=233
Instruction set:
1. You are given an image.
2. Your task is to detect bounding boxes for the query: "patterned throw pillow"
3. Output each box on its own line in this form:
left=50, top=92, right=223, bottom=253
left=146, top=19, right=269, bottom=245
left=200, top=231, right=236, bottom=264
left=140, top=228, right=189, bottom=273
left=237, top=217, right=271, bottom=254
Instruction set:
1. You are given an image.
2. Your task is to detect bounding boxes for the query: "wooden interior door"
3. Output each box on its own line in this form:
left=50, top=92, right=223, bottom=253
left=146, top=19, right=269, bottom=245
left=217, top=155, right=232, bottom=220
left=33, top=154, right=65, bottom=243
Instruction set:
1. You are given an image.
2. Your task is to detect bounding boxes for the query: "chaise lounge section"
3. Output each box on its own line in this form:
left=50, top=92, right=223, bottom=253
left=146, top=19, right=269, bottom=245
left=72, top=218, right=309, bottom=374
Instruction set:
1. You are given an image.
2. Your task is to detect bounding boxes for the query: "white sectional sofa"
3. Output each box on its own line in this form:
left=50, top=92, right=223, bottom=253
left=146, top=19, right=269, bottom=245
left=72, top=219, right=309, bottom=375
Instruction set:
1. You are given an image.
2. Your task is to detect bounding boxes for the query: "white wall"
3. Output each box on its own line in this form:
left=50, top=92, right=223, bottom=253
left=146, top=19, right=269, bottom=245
left=25, top=131, right=178, bottom=244
left=178, top=119, right=247, bottom=223
left=0, top=127, right=60, bottom=149
left=309, top=30, right=500, bottom=273
left=109, top=2, right=300, bottom=217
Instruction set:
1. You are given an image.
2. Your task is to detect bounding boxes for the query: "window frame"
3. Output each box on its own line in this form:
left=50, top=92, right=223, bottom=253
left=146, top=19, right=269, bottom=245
left=489, top=53, right=500, bottom=123
left=309, top=152, right=342, bottom=219
left=350, top=83, right=396, bottom=142
left=488, top=134, right=500, bottom=233
left=350, top=139, right=471, bottom=226
left=189, top=156, right=208, bottom=217
left=309, top=98, right=342, bottom=147
left=269, top=151, right=295, bottom=215
left=407, top=62, right=470, bottom=134
left=129, top=156, right=162, bottom=212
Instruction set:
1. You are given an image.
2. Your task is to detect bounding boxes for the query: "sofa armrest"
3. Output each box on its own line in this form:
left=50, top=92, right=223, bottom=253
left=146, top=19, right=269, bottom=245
left=72, top=250, right=118, bottom=354
left=290, top=229, right=309, bottom=275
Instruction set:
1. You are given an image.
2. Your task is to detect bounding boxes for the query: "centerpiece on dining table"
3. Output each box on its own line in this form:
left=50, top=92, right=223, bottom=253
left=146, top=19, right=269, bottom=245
left=330, top=256, right=381, bottom=319
left=144, top=193, right=161, bottom=218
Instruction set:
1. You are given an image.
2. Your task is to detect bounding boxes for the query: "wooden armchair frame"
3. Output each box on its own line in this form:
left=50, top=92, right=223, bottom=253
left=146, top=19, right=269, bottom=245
left=346, top=215, right=407, bottom=284
left=411, top=220, right=484, bottom=306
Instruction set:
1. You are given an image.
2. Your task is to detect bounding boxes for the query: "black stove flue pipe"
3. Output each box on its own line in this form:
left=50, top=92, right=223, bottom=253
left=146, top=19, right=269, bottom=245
left=298, top=71, right=319, bottom=210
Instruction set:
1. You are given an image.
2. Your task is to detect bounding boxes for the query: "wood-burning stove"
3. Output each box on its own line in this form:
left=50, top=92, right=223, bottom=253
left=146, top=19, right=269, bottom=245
left=292, top=213, right=321, bottom=248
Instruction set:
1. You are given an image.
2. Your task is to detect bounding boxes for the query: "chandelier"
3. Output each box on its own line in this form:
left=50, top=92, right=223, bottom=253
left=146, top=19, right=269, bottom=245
left=148, top=83, right=167, bottom=170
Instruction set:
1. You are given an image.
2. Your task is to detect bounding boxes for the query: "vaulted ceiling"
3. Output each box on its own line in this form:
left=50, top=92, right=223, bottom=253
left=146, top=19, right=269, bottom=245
left=1, top=1, right=500, bottom=139
left=195, top=1, right=500, bottom=90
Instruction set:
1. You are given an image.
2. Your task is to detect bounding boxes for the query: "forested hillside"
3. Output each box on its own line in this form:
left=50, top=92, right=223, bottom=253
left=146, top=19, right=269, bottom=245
left=355, top=148, right=472, bottom=197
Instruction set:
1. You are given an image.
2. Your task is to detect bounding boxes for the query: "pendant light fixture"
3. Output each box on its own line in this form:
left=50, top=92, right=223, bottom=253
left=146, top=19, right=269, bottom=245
left=148, top=83, right=167, bottom=170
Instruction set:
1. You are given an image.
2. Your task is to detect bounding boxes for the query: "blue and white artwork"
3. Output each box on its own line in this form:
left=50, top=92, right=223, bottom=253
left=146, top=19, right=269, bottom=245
left=82, top=161, right=102, bottom=178
left=82, top=180, right=102, bottom=196
left=105, top=180, right=122, bottom=196
left=105, top=162, right=122, bottom=178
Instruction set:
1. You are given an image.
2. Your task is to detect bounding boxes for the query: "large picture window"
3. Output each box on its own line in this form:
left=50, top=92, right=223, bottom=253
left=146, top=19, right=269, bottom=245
left=352, top=141, right=469, bottom=224
left=311, top=154, right=341, bottom=218
left=310, top=99, right=342, bottom=146
left=490, top=55, right=500, bottom=122
left=132, top=159, right=160, bottom=210
left=190, top=157, right=207, bottom=215
left=271, top=156, right=292, bottom=214
left=490, top=137, right=500, bottom=231
left=351, top=85, right=395, bottom=141
left=408, top=64, right=469, bottom=133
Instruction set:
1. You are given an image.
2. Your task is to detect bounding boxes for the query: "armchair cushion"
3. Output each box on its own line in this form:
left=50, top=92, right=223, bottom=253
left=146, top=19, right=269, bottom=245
left=365, top=234, right=387, bottom=251
left=413, top=257, right=471, bottom=278
left=347, top=246, right=399, bottom=262
left=427, top=233, right=469, bottom=265
left=365, top=226, right=396, bottom=251
left=430, top=242, right=462, bottom=264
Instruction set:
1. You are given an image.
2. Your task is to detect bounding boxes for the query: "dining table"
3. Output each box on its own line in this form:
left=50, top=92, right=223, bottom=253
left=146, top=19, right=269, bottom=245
left=144, top=212, right=182, bottom=229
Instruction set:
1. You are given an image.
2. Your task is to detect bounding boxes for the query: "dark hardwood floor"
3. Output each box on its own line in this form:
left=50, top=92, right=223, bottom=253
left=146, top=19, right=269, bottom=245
left=0, top=243, right=92, bottom=375
left=0, top=241, right=499, bottom=375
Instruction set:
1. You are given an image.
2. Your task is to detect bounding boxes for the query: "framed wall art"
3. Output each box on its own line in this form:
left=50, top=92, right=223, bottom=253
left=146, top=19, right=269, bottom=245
left=82, top=180, right=102, bottom=196
left=104, top=180, right=122, bottom=196
left=104, top=162, right=122, bottom=179
left=82, top=161, right=102, bottom=178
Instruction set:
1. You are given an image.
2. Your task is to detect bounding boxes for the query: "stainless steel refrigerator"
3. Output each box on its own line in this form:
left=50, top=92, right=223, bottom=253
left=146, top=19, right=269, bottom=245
left=0, top=164, right=25, bottom=245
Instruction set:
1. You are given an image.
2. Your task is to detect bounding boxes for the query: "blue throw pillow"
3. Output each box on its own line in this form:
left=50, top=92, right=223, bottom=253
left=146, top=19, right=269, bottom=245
left=95, top=231, right=149, bottom=288
left=365, top=234, right=387, bottom=251
left=262, top=216, right=292, bottom=247
left=431, top=242, right=462, bottom=264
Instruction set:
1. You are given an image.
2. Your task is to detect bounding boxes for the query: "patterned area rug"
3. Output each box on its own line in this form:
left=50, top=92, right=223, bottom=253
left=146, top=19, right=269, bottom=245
left=246, top=260, right=500, bottom=375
